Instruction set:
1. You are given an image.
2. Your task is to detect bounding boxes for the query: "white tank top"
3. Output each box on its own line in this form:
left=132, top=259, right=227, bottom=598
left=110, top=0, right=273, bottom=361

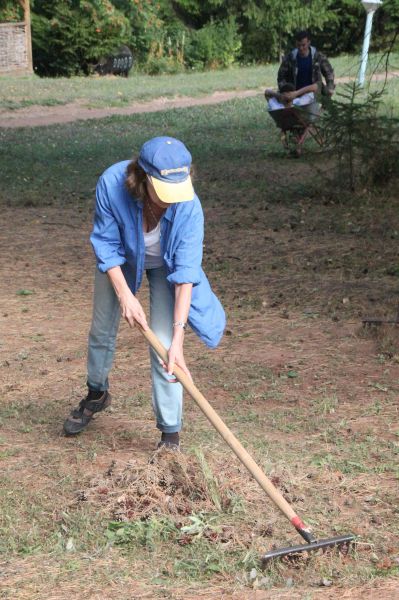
left=144, top=221, right=164, bottom=270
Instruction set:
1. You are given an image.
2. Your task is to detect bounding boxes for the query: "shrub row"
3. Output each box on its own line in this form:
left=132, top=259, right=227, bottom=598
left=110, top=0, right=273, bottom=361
left=0, top=0, right=398, bottom=77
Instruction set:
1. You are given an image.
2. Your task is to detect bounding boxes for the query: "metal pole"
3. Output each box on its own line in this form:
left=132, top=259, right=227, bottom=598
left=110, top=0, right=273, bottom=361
left=358, top=10, right=375, bottom=87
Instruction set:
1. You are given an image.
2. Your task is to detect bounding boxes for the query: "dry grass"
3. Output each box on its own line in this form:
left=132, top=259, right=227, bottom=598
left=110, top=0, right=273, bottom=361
left=80, top=449, right=239, bottom=521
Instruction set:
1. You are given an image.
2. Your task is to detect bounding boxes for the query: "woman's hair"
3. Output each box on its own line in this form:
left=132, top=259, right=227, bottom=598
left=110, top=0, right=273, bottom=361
left=125, top=157, right=195, bottom=201
left=126, top=159, right=148, bottom=201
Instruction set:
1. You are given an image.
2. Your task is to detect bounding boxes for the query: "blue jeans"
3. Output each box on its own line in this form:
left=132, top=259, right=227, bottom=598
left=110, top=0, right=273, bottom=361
left=87, top=266, right=183, bottom=433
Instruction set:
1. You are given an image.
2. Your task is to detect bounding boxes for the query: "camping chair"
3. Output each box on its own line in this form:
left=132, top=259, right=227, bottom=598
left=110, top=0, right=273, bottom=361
left=268, top=102, right=324, bottom=157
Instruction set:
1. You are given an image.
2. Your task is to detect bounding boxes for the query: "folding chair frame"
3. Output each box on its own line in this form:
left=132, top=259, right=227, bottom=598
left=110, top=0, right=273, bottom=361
left=269, top=104, right=324, bottom=156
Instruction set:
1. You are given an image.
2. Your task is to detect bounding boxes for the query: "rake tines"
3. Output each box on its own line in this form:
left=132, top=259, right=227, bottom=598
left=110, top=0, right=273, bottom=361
left=262, top=534, right=355, bottom=564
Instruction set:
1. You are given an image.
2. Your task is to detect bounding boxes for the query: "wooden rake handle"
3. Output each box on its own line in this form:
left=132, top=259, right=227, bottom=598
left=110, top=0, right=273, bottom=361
left=138, top=325, right=305, bottom=529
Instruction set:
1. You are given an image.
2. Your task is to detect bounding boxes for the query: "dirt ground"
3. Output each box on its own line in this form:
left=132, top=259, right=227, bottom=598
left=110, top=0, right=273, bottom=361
left=1, top=87, right=399, bottom=598
left=1, top=198, right=398, bottom=598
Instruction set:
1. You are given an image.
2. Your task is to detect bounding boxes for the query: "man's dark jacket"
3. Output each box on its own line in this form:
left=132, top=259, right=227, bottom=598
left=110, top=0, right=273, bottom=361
left=277, top=46, right=335, bottom=95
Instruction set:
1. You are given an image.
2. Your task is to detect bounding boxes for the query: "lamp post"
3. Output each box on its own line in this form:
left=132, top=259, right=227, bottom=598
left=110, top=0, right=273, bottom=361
left=358, top=0, right=383, bottom=87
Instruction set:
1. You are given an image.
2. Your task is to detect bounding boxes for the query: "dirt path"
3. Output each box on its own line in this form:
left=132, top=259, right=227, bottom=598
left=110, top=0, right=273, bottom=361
left=1, top=71, right=398, bottom=128
left=0, top=88, right=261, bottom=128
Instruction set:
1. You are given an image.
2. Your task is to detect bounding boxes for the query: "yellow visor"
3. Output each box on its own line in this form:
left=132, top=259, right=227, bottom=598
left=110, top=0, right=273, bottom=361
left=149, top=174, right=194, bottom=204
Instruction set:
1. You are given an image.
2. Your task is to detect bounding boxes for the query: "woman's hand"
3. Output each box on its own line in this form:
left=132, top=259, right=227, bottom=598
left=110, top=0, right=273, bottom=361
left=162, top=282, right=193, bottom=381
left=107, top=266, right=148, bottom=330
left=119, top=290, right=148, bottom=330
left=164, top=329, right=192, bottom=381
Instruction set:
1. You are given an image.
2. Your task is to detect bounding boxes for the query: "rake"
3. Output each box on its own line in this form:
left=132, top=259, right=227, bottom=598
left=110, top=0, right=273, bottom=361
left=139, top=325, right=354, bottom=563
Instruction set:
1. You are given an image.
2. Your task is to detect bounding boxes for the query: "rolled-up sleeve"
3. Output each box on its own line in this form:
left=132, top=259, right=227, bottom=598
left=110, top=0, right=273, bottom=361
left=90, top=177, right=126, bottom=273
left=166, top=208, right=204, bottom=286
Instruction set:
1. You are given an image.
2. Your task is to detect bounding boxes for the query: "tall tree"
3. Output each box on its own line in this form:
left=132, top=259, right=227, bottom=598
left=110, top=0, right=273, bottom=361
left=173, top=0, right=336, bottom=60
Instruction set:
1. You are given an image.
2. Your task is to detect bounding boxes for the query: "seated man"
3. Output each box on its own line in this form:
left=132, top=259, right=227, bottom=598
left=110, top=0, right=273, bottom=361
left=265, top=83, right=315, bottom=111
left=276, top=29, right=335, bottom=101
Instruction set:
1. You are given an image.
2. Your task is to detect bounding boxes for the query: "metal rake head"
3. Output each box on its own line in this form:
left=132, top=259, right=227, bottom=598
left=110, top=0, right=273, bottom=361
left=262, top=534, right=355, bottom=564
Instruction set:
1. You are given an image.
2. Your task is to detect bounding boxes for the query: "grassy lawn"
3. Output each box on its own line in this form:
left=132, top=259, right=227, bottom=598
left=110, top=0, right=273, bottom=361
left=0, top=52, right=397, bottom=110
left=1, top=74, right=398, bottom=208
left=0, top=74, right=399, bottom=599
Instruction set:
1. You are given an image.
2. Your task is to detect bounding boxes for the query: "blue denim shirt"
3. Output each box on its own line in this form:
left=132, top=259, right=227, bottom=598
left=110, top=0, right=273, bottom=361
left=90, top=160, right=225, bottom=348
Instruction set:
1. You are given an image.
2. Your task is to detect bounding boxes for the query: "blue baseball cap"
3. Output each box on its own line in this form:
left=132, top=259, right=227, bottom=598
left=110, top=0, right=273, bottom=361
left=138, top=136, right=194, bottom=203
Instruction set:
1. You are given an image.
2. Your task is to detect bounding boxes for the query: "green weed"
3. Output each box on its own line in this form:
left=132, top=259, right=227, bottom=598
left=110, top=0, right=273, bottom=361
left=180, top=513, right=222, bottom=538
left=0, top=448, right=21, bottom=459
left=311, top=394, right=339, bottom=416
left=107, top=516, right=178, bottom=550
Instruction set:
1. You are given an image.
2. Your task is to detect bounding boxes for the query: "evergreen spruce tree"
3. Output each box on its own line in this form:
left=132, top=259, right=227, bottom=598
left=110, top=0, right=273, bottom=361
left=321, top=83, right=399, bottom=191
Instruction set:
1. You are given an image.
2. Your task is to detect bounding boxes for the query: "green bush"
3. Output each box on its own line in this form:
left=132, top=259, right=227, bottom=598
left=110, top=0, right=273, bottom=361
left=31, top=0, right=130, bottom=77
left=0, top=0, right=23, bottom=22
left=185, top=18, right=242, bottom=70
left=113, top=1, right=189, bottom=73
left=113, top=0, right=166, bottom=65
left=143, top=56, right=185, bottom=76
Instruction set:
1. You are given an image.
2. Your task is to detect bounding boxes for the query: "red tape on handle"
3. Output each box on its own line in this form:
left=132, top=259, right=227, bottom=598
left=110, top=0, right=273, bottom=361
left=291, top=516, right=308, bottom=530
